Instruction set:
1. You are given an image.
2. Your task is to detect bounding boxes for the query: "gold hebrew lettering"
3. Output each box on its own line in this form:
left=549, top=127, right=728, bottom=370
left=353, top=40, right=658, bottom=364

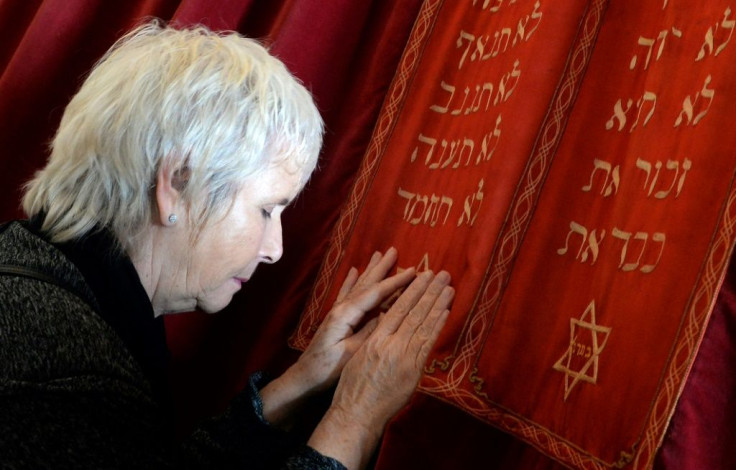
left=637, top=157, right=691, bottom=199
left=675, top=158, right=692, bottom=197
left=476, top=114, right=502, bottom=164
left=580, top=229, right=606, bottom=265
left=716, top=7, right=735, bottom=55
left=456, top=30, right=476, bottom=69
left=693, top=75, right=715, bottom=125
left=466, top=84, right=482, bottom=114
left=397, top=188, right=453, bottom=227
left=480, top=82, right=494, bottom=111
left=606, top=99, right=633, bottom=131
left=472, top=0, right=521, bottom=14
left=397, top=187, right=416, bottom=221
left=696, top=7, right=734, bottom=60
left=490, top=28, right=512, bottom=58
left=470, top=36, right=488, bottom=63
left=410, top=133, right=437, bottom=163
left=623, top=232, right=648, bottom=272
left=654, top=160, right=680, bottom=199
left=697, top=24, right=716, bottom=60
left=429, top=81, right=455, bottom=114
left=436, top=139, right=460, bottom=170
left=494, top=59, right=521, bottom=105
left=640, top=232, right=666, bottom=273
left=408, top=194, right=429, bottom=225
left=613, top=229, right=661, bottom=273
left=629, top=28, right=681, bottom=70
left=612, top=227, right=632, bottom=269
left=582, top=158, right=620, bottom=197
left=635, top=158, right=652, bottom=192
left=557, top=221, right=588, bottom=258
left=557, top=221, right=605, bottom=265
left=674, top=75, right=714, bottom=127
left=630, top=91, right=657, bottom=131
left=457, top=179, right=485, bottom=226
left=607, top=92, right=656, bottom=132
left=527, top=1, right=543, bottom=41
left=455, top=138, right=475, bottom=168
left=423, top=195, right=441, bottom=226
left=513, top=14, right=529, bottom=46
left=473, top=0, right=503, bottom=11
left=630, top=36, right=655, bottom=70
left=639, top=159, right=663, bottom=196
left=422, top=194, right=453, bottom=227
left=451, top=87, right=471, bottom=116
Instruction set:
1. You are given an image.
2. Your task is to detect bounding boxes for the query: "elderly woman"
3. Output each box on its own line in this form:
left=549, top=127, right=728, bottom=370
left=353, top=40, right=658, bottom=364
left=0, top=21, right=454, bottom=470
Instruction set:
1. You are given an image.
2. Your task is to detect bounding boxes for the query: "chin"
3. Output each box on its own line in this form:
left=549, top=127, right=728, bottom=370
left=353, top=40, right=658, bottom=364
left=197, top=296, right=235, bottom=314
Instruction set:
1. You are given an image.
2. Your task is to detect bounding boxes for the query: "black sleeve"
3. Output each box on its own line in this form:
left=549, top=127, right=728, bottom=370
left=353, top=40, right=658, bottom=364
left=0, top=372, right=345, bottom=470
left=181, top=372, right=346, bottom=470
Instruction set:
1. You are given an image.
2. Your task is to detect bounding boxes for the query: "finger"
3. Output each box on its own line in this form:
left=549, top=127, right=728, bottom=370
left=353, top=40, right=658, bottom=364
left=403, top=284, right=453, bottom=370
left=413, top=307, right=451, bottom=369
left=336, top=267, right=359, bottom=303
left=345, top=316, right=379, bottom=351
left=346, top=267, right=416, bottom=318
left=375, top=271, right=435, bottom=335
left=353, top=247, right=399, bottom=288
left=412, top=285, right=454, bottom=342
left=398, top=272, right=453, bottom=338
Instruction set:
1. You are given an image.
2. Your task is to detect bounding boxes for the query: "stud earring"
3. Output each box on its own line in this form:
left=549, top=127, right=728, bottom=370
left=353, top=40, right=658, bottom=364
left=168, top=214, right=177, bottom=224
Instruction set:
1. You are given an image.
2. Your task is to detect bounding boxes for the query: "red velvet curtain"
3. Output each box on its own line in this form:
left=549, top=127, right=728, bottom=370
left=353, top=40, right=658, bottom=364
left=0, top=1, right=733, bottom=469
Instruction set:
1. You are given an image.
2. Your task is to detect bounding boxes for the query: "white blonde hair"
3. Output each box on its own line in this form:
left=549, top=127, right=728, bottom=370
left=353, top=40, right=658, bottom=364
left=23, top=20, right=323, bottom=250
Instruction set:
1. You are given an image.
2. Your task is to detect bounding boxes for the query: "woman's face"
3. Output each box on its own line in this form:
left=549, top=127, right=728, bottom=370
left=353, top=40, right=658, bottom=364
left=172, top=162, right=302, bottom=314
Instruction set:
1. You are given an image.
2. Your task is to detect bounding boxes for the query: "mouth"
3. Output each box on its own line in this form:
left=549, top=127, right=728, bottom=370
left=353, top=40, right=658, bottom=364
left=233, top=277, right=250, bottom=287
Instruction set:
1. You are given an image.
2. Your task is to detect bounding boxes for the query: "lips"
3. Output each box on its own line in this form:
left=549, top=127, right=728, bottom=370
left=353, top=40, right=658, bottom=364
left=233, top=277, right=249, bottom=287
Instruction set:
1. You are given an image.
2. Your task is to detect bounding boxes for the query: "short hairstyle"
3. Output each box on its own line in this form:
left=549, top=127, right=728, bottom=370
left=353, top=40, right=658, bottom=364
left=23, top=20, right=323, bottom=251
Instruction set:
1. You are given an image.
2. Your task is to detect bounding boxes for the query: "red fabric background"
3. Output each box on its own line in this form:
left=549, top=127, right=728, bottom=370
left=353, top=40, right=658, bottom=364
left=290, top=0, right=736, bottom=467
left=0, top=1, right=734, bottom=468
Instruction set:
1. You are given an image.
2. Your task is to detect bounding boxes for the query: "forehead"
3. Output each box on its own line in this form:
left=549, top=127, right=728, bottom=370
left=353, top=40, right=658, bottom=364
left=245, top=160, right=304, bottom=202
left=265, top=138, right=317, bottom=184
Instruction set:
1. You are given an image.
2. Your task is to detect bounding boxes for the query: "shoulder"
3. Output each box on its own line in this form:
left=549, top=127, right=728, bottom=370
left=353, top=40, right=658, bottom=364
left=0, top=221, right=95, bottom=304
left=0, top=221, right=143, bottom=389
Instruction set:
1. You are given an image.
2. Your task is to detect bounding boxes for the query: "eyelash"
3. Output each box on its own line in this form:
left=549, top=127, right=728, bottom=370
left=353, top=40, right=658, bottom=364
left=261, top=208, right=272, bottom=219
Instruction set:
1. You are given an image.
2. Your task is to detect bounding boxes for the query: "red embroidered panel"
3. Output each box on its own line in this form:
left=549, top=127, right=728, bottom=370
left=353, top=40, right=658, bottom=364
left=292, top=1, right=736, bottom=468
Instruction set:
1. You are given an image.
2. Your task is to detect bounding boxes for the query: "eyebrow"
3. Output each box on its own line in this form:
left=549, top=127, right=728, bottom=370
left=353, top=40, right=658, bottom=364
left=270, top=198, right=292, bottom=208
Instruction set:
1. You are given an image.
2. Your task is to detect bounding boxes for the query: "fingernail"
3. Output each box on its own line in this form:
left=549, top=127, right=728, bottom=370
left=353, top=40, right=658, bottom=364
left=443, top=286, right=455, bottom=300
left=435, top=271, right=451, bottom=284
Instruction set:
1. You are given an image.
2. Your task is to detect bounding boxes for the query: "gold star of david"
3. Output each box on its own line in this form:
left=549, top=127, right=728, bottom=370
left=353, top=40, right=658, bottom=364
left=553, top=300, right=612, bottom=401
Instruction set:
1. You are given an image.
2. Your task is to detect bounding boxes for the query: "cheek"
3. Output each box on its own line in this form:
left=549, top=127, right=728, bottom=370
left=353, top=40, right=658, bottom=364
left=207, top=229, right=263, bottom=276
left=189, top=216, right=266, bottom=287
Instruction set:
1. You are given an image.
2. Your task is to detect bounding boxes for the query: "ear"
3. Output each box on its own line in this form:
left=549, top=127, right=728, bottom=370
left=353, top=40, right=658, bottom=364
left=154, top=158, right=189, bottom=227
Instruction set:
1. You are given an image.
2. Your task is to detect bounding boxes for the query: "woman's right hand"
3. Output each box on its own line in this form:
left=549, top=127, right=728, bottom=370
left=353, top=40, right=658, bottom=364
left=308, top=270, right=454, bottom=469
left=260, top=248, right=417, bottom=427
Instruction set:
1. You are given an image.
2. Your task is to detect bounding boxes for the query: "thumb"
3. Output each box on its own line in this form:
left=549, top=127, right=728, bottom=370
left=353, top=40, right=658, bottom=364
left=344, top=315, right=380, bottom=351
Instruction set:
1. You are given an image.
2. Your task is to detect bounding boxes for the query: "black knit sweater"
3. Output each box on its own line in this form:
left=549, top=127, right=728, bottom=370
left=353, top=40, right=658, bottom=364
left=0, top=221, right=344, bottom=469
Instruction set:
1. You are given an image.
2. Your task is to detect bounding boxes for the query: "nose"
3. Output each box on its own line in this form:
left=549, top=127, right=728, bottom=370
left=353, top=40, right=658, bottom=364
left=260, top=216, right=283, bottom=264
